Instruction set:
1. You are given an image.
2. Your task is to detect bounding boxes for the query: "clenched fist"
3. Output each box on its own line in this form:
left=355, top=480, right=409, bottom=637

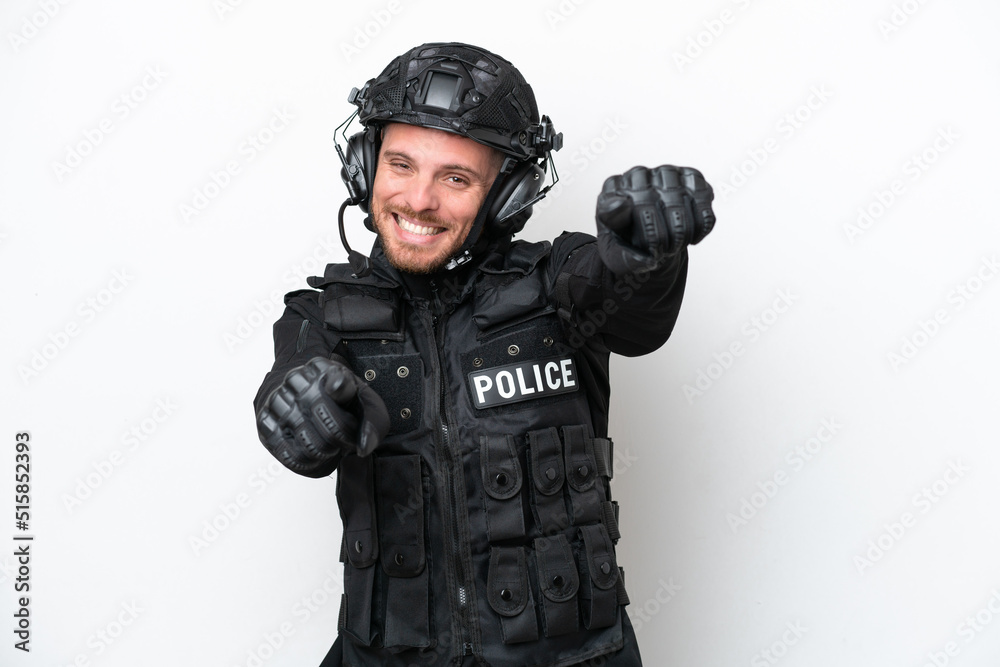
left=596, top=165, right=715, bottom=273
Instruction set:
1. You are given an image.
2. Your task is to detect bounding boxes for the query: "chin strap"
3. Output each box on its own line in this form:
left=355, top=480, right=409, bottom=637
left=442, top=157, right=517, bottom=272
left=338, top=199, right=373, bottom=278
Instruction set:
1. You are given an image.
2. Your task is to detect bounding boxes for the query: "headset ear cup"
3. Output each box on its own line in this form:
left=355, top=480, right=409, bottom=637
left=487, top=160, right=545, bottom=238
left=342, top=128, right=380, bottom=215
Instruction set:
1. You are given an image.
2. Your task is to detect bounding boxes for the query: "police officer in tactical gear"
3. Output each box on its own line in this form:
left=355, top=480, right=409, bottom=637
left=254, top=42, right=715, bottom=667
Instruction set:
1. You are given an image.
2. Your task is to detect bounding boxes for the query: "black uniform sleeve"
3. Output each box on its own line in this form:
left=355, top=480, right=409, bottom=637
left=547, top=231, right=688, bottom=357
left=252, top=289, right=345, bottom=417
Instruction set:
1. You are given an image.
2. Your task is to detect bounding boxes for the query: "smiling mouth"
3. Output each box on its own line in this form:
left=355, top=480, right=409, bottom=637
left=394, top=213, right=444, bottom=237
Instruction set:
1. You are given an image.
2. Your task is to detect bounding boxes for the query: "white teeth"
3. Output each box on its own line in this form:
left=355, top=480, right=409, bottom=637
left=396, top=214, right=443, bottom=236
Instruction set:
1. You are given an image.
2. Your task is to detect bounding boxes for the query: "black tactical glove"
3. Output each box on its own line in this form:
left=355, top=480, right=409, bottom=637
left=256, top=357, right=390, bottom=477
left=596, top=165, right=715, bottom=274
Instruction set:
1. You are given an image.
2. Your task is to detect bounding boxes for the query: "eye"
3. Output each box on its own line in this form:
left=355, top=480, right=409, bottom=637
left=446, top=175, right=468, bottom=186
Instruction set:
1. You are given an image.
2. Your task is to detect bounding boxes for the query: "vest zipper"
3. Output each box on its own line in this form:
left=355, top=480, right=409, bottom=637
left=431, top=308, right=478, bottom=661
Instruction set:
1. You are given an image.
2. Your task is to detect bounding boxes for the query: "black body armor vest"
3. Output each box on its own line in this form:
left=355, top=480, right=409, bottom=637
left=312, top=238, right=629, bottom=667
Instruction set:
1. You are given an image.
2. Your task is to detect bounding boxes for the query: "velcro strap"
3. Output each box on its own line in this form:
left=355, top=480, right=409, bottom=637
left=593, top=437, right=613, bottom=479
left=601, top=500, right=621, bottom=543
left=616, top=568, right=630, bottom=606
left=553, top=271, right=575, bottom=322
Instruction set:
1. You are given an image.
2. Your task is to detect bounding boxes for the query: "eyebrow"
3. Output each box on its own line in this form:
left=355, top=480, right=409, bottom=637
left=381, top=149, right=491, bottom=184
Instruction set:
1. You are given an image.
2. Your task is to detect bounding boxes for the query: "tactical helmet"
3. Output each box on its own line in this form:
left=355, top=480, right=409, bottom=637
left=354, top=42, right=559, bottom=162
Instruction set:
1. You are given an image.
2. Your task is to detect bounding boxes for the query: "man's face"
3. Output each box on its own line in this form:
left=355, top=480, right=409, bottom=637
left=370, top=123, right=501, bottom=274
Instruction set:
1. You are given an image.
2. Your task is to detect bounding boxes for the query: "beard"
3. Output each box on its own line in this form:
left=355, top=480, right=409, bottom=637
left=370, top=198, right=472, bottom=274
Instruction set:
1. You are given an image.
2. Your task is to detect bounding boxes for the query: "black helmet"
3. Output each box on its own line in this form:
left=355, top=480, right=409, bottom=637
left=353, top=42, right=560, bottom=161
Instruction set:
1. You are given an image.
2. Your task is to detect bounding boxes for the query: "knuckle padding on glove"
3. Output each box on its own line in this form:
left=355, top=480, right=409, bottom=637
left=311, top=399, right=358, bottom=442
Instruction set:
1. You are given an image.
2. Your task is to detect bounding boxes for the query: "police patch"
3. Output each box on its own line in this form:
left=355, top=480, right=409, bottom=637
left=468, top=357, right=578, bottom=409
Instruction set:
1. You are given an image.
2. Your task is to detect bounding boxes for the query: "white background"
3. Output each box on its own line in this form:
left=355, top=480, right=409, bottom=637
left=2, top=0, right=999, bottom=665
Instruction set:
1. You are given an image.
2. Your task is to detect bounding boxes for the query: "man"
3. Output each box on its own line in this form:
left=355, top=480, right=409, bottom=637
left=254, top=42, right=715, bottom=667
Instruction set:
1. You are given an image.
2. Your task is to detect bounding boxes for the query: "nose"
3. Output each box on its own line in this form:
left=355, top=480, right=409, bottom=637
left=402, top=173, right=439, bottom=213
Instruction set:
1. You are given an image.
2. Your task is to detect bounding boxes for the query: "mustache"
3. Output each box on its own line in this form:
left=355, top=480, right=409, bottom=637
left=377, top=202, right=448, bottom=228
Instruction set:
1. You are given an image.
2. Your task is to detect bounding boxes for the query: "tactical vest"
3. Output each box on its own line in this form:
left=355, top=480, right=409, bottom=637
left=309, top=240, right=630, bottom=667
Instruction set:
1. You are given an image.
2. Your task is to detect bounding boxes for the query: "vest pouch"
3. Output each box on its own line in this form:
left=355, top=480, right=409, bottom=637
left=487, top=546, right=539, bottom=644
left=336, top=455, right=378, bottom=646
left=472, top=240, right=551, bottom=333
left=375, top=454, right=430, bottom=648
left=562, top=426, right=608, bottom=525
left=533, top=534, right=580, bottom=637
left=480, top=434, right=526, bottom=542
left=312, top=275, right=404, bottom=341
left=578, top=524, right=619, bottom=630
left=527, top=427, right=569, bottom=536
